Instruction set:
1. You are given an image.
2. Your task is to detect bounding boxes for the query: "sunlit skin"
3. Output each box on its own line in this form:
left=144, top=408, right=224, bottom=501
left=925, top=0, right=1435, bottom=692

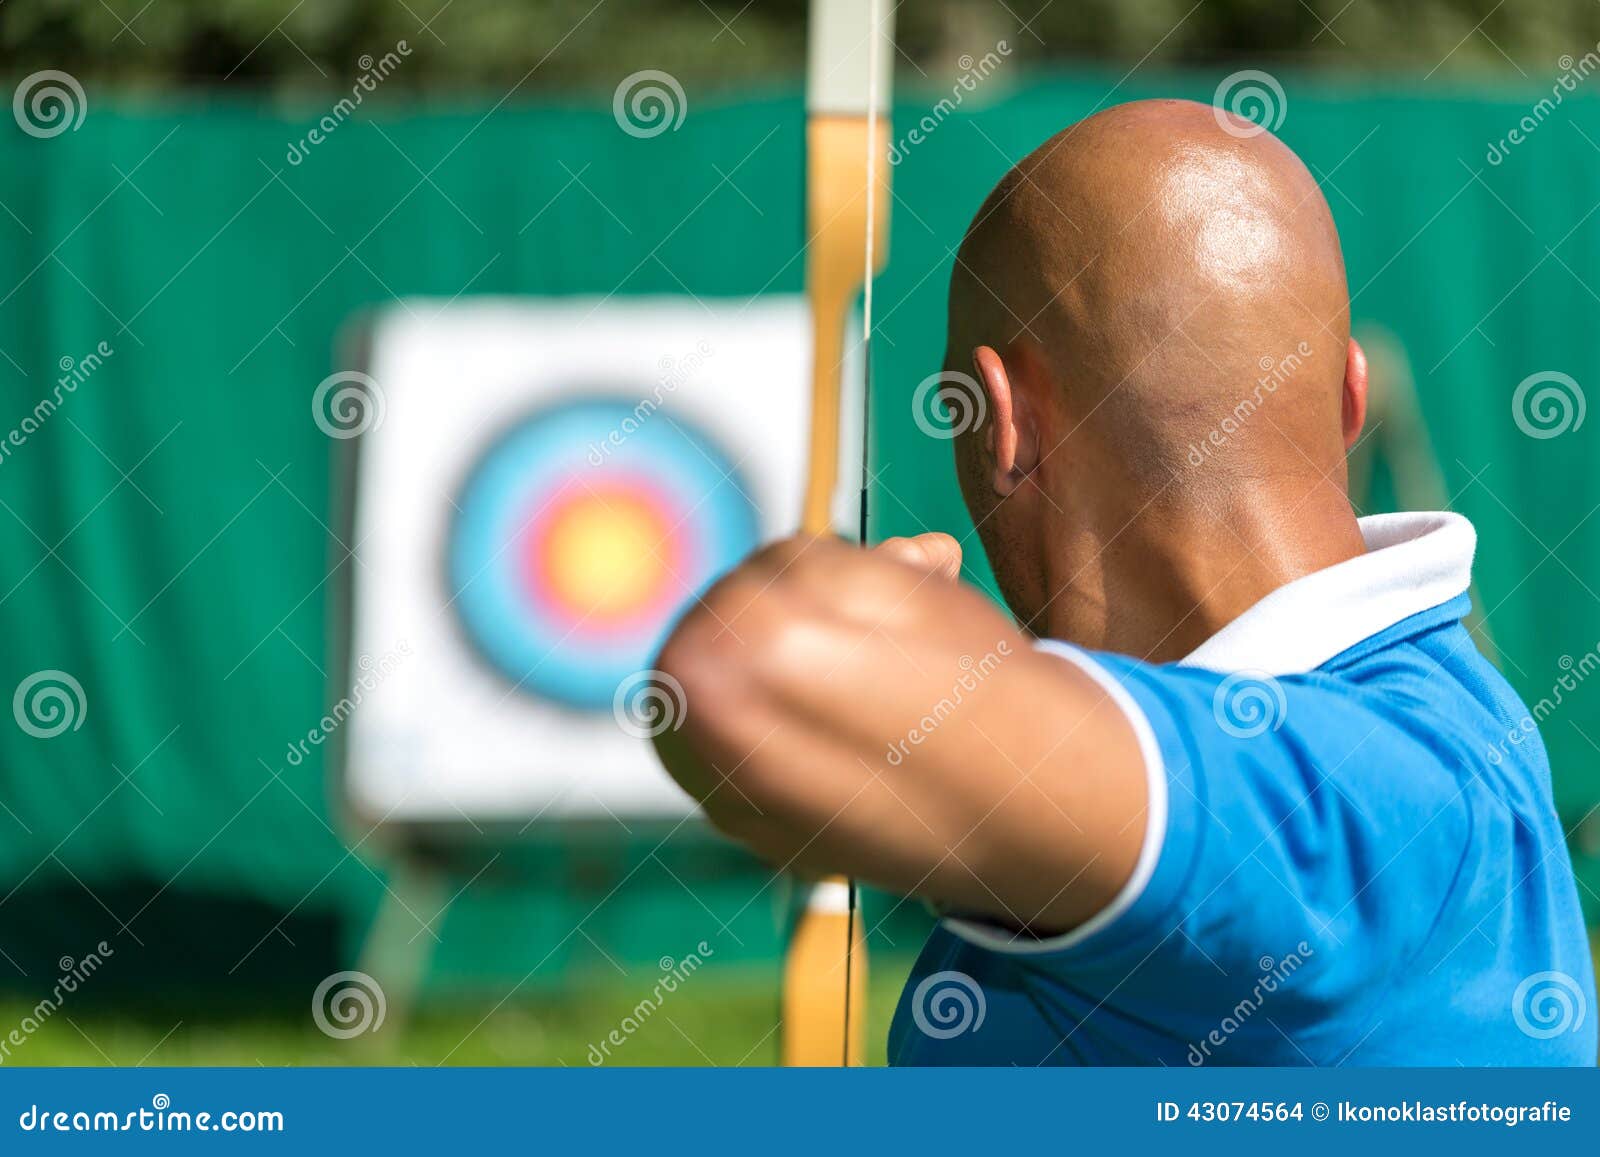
left=652, top=100, right=1370, bottom=937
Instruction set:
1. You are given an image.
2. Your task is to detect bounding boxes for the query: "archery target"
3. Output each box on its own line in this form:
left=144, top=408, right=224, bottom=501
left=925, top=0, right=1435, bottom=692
left=340, top=297, right=846, bottom=823
left=447, top=399, right=760, bottom=710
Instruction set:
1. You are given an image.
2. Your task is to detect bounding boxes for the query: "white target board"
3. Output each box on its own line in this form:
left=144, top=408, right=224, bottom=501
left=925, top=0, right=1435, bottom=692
left=339, top=297, right=859, bottom=825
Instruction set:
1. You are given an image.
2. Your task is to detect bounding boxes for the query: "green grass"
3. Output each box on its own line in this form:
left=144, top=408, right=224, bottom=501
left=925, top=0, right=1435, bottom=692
left=0, top=960, right=917, bottom=1067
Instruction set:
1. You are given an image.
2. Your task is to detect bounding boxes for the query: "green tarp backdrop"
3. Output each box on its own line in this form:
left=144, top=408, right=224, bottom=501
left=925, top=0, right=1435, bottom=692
left=1, top=71, right=1599, bottom=995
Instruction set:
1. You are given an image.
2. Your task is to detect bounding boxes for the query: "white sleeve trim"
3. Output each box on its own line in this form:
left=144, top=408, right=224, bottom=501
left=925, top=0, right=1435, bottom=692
left=941, top=640, right=1169, bottom=956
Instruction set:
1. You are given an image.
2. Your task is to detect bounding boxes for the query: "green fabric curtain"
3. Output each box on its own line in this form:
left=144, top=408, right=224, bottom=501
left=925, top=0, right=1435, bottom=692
left=1, top=73, right=1598, bottom=986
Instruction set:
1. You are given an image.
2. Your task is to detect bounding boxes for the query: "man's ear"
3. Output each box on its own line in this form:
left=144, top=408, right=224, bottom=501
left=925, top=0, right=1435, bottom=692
left=1342, top=337, right=1368, bottom=451
left=971, top=344, right=1040, bottom=496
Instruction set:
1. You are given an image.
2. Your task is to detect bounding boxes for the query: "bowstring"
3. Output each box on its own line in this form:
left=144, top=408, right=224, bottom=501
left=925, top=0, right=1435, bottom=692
left=843, top=0, right=884, bottom=1069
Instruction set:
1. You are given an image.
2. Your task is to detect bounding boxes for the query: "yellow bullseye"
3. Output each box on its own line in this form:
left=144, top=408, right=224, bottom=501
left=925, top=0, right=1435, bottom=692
left=538, top=491, right=671, bottom=622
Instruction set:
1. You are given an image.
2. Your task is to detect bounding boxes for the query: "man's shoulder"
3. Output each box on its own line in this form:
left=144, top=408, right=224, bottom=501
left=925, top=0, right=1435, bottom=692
left=1057, top=612, right=1528, bottom=775
left=1048, top=620, right=1555, bottom=853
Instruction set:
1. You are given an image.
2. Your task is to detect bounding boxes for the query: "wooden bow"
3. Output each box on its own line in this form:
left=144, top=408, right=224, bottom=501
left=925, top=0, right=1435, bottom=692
left=781, top=0, right=894, bottom=1068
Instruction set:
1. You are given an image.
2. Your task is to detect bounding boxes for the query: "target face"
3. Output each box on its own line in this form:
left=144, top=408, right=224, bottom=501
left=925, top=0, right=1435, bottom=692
left=342, top=296, right=820, bottom=823
left=448, top=399, right=760, bottom=710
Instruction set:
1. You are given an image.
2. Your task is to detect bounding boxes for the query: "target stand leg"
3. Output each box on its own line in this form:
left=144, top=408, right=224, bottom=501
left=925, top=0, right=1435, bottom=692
left=355, top=856, right=451, bottom=1043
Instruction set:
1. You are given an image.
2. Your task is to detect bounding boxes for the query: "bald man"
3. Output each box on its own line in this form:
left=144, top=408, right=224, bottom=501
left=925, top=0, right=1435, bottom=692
left=652, top=100, right=1595, bottom=1065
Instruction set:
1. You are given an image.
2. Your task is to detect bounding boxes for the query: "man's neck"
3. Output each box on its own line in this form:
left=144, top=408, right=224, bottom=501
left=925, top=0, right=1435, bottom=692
left=1035, top=482, right=1367, bottom=664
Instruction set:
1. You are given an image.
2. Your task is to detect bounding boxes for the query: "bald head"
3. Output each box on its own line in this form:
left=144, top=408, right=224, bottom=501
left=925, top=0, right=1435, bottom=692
left=950, top=99, right=1350, bottom=486
left=946, top=99, right=1367, bottom=650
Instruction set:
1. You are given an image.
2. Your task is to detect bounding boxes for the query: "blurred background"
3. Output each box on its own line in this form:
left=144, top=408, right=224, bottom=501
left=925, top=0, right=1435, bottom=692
left=2, top=0, right=1600, bottom=1065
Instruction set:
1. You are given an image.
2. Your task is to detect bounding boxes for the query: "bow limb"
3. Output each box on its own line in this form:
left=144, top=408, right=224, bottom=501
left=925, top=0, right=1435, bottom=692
left=782, top=0, right=894, bottom=1069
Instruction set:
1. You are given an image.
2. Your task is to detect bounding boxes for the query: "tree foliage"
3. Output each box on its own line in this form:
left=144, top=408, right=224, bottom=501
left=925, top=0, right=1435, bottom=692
left=0, top=0, right=1591, bottom=95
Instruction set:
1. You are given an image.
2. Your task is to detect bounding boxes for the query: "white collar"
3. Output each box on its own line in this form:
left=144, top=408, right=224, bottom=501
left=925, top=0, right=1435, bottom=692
left=1178, top=511, right=1476, bottom=676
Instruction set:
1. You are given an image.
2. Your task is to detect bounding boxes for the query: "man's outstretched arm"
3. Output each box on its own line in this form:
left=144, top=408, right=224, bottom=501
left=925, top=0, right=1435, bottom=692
left=652, top=534, right=1151, bottom=938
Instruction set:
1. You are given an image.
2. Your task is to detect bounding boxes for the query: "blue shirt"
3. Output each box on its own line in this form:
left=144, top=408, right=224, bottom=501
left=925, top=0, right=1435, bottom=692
left=889, top=513, right=1595, bottom=1066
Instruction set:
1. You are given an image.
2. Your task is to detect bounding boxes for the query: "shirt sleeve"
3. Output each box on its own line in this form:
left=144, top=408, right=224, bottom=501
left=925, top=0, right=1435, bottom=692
left=940, top=641, right=1476, bottom=1047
